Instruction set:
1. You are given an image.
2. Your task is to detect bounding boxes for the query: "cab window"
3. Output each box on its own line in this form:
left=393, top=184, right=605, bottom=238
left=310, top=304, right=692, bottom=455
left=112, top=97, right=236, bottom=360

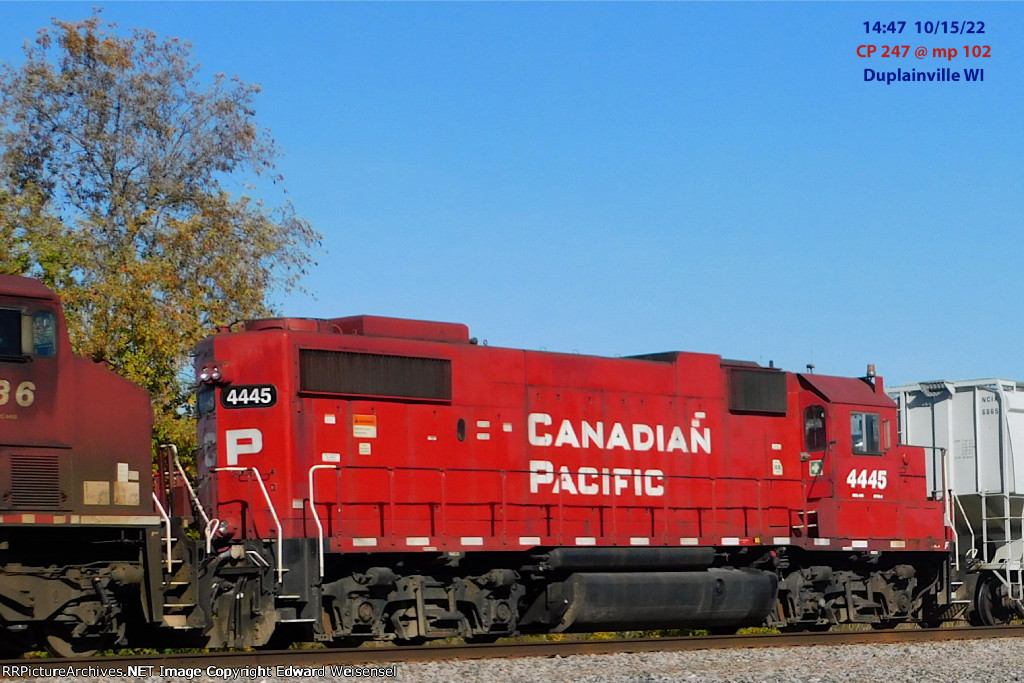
left=0, top=309, right=19, bottom=357
left=804, top=405, right=827, bottom=451
left=0, top=308, right=57, bottom=360
left=851, top=412, right=881, bottom=454
left=32, top=311, right=56, bottom=357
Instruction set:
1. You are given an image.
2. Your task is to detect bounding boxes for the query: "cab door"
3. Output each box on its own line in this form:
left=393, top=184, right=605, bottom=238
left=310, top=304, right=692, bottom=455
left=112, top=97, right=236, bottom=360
left=797, top=394, right=834, bottom=538
left=802, top=401, right=832, bottom=498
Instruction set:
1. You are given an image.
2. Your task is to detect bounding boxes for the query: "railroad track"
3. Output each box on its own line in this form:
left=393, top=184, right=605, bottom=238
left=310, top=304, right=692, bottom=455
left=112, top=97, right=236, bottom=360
left=3, top=627, right=1024, bottom=677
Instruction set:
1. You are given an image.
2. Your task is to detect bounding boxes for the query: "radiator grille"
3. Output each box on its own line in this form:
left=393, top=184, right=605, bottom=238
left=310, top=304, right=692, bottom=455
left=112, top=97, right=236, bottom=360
left=10, top=453, right=63, bottom=508
left=300, top=349, right=452, bottom=401
left=729, top=369, right=788, bottom=415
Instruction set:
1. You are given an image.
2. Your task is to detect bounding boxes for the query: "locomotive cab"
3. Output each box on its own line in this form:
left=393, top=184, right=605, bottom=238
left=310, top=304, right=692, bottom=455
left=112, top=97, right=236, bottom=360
left=0, top=280, right=62, bottom=441
left=796, top=371, right=942, bottom=544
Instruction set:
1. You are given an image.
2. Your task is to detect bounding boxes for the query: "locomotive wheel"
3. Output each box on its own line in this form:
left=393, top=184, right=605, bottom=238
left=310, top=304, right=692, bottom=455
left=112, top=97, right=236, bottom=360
left=44, top=612, right=125, bottom=658
left=325, top=637, right=364, bottom=648
left=395, top=636, right=428, bottom=646
left=972, top=575, right=1015, bottom=626
left=870, top=620, right=899, bottom=630
left=0, top=634, right=29, bottom=659
left=45, top=629, right=111, bottom=658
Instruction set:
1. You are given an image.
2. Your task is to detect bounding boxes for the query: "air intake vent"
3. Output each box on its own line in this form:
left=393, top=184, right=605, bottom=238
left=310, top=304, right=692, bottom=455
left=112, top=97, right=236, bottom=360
left=10, top=453, right=63, bottom=509
left=728, top=368, right=787, bottom=415
left=300, top=349, right=452, bottom=402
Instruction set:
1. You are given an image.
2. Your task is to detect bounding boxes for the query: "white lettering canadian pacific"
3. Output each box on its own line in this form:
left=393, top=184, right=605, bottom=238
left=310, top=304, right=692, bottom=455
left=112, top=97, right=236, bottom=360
left=527, top=412, right=711, bottom=454
left=529, top=460, right=666, bottom=497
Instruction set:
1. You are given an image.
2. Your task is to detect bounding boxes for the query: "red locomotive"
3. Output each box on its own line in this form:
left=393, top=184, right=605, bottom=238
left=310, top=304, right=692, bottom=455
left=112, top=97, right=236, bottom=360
left=0, top=275, right=971, bottom=656
left=190, top=313, right=952, bottom=646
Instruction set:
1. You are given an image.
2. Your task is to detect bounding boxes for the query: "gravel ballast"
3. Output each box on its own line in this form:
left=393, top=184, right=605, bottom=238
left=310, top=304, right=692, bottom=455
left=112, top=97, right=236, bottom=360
left=373, top=639, right=1024, bottom=682
left=7, top=638, right=1024, bottom=683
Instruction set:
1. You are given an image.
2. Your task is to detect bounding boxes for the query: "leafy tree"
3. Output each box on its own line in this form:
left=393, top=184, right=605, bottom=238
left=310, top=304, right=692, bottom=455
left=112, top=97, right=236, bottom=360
left=0, top=15, right=320, bottom=454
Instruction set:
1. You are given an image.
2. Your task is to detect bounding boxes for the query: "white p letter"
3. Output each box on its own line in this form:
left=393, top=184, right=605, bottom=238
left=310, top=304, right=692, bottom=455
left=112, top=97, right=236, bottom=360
left=225, top=428, right=263, bottom=466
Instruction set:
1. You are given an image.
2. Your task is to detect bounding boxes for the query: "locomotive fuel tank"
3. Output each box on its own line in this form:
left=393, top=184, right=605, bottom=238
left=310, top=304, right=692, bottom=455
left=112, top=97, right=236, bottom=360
left=522, top=569, right=779, bottom=632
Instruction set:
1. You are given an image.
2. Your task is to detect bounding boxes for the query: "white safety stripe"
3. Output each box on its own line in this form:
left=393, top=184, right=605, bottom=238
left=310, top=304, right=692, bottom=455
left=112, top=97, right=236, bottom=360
left=0, top=514, right=162, bottom=526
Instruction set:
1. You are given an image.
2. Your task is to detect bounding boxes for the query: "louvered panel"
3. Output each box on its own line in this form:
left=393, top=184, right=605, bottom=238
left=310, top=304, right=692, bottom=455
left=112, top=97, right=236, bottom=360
left=10, top=453, right=62, bottom=508
left=299, top=349, right=452, bottom=402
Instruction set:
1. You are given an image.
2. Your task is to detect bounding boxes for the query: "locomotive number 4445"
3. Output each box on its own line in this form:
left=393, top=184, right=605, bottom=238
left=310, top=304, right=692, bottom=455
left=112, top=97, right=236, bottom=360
left=846, top=468, right=888, bottom=490
left=220, top=384, right=277, bottom=409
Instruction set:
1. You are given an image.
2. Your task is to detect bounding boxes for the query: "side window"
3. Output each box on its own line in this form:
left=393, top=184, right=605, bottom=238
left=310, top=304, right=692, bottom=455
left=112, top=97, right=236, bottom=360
left=851, top=412, right=881, bottom=454
left=32, top=311, right=56, bottom=358
left=804, top=405, right=827, bottom=451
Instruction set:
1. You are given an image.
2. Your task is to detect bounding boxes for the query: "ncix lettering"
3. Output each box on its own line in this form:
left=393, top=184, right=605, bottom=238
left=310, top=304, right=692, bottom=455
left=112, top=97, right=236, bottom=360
left=527, top=412, right=711, bottom=453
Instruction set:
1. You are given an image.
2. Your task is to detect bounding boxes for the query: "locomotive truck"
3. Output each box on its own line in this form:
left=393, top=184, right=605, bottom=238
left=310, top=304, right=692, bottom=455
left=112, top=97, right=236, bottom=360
left=0, top=274, right=1010, bottom=656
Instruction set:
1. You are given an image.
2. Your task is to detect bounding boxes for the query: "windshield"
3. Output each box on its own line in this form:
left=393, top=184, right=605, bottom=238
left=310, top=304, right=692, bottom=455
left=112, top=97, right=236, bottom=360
left=0, top=308, right=57, bottom=360
left=0, top=308, right=21, bottom=357
left=851, top=412, right=881, bottom=454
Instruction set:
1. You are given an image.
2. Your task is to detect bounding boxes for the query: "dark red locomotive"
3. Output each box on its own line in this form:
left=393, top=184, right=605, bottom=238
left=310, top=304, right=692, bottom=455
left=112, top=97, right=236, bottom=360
left=0, top=275, right=156, bottom=656
left=188, top=314, right=952, bottom=646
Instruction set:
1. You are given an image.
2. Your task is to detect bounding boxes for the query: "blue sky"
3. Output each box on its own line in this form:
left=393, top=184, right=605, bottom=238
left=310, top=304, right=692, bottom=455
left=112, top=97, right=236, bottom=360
left=2, top=2, right=1022, bottom=385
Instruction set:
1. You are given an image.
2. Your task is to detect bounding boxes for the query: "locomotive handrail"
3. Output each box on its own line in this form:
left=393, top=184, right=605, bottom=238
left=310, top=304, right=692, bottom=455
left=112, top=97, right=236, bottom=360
left=308, top=464, right=341, bottom=578
left=173, top=454, right=211, bottom=526
left=170, top=448, right=216, bottom=553
left=158, top=444, right=218, bottom=554
left=151, top=492, right=173, bottom=573
left=211, top=466, right=283, bottom=584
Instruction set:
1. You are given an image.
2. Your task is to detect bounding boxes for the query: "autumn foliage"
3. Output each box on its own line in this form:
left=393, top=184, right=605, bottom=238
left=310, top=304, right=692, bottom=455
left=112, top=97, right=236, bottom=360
left=0, top=16, right=320, bottom=454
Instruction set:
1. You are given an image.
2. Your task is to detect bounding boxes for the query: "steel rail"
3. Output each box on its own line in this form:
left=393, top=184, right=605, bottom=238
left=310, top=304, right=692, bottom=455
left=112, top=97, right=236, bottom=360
left=5, top=626, right=1024, bottom=674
